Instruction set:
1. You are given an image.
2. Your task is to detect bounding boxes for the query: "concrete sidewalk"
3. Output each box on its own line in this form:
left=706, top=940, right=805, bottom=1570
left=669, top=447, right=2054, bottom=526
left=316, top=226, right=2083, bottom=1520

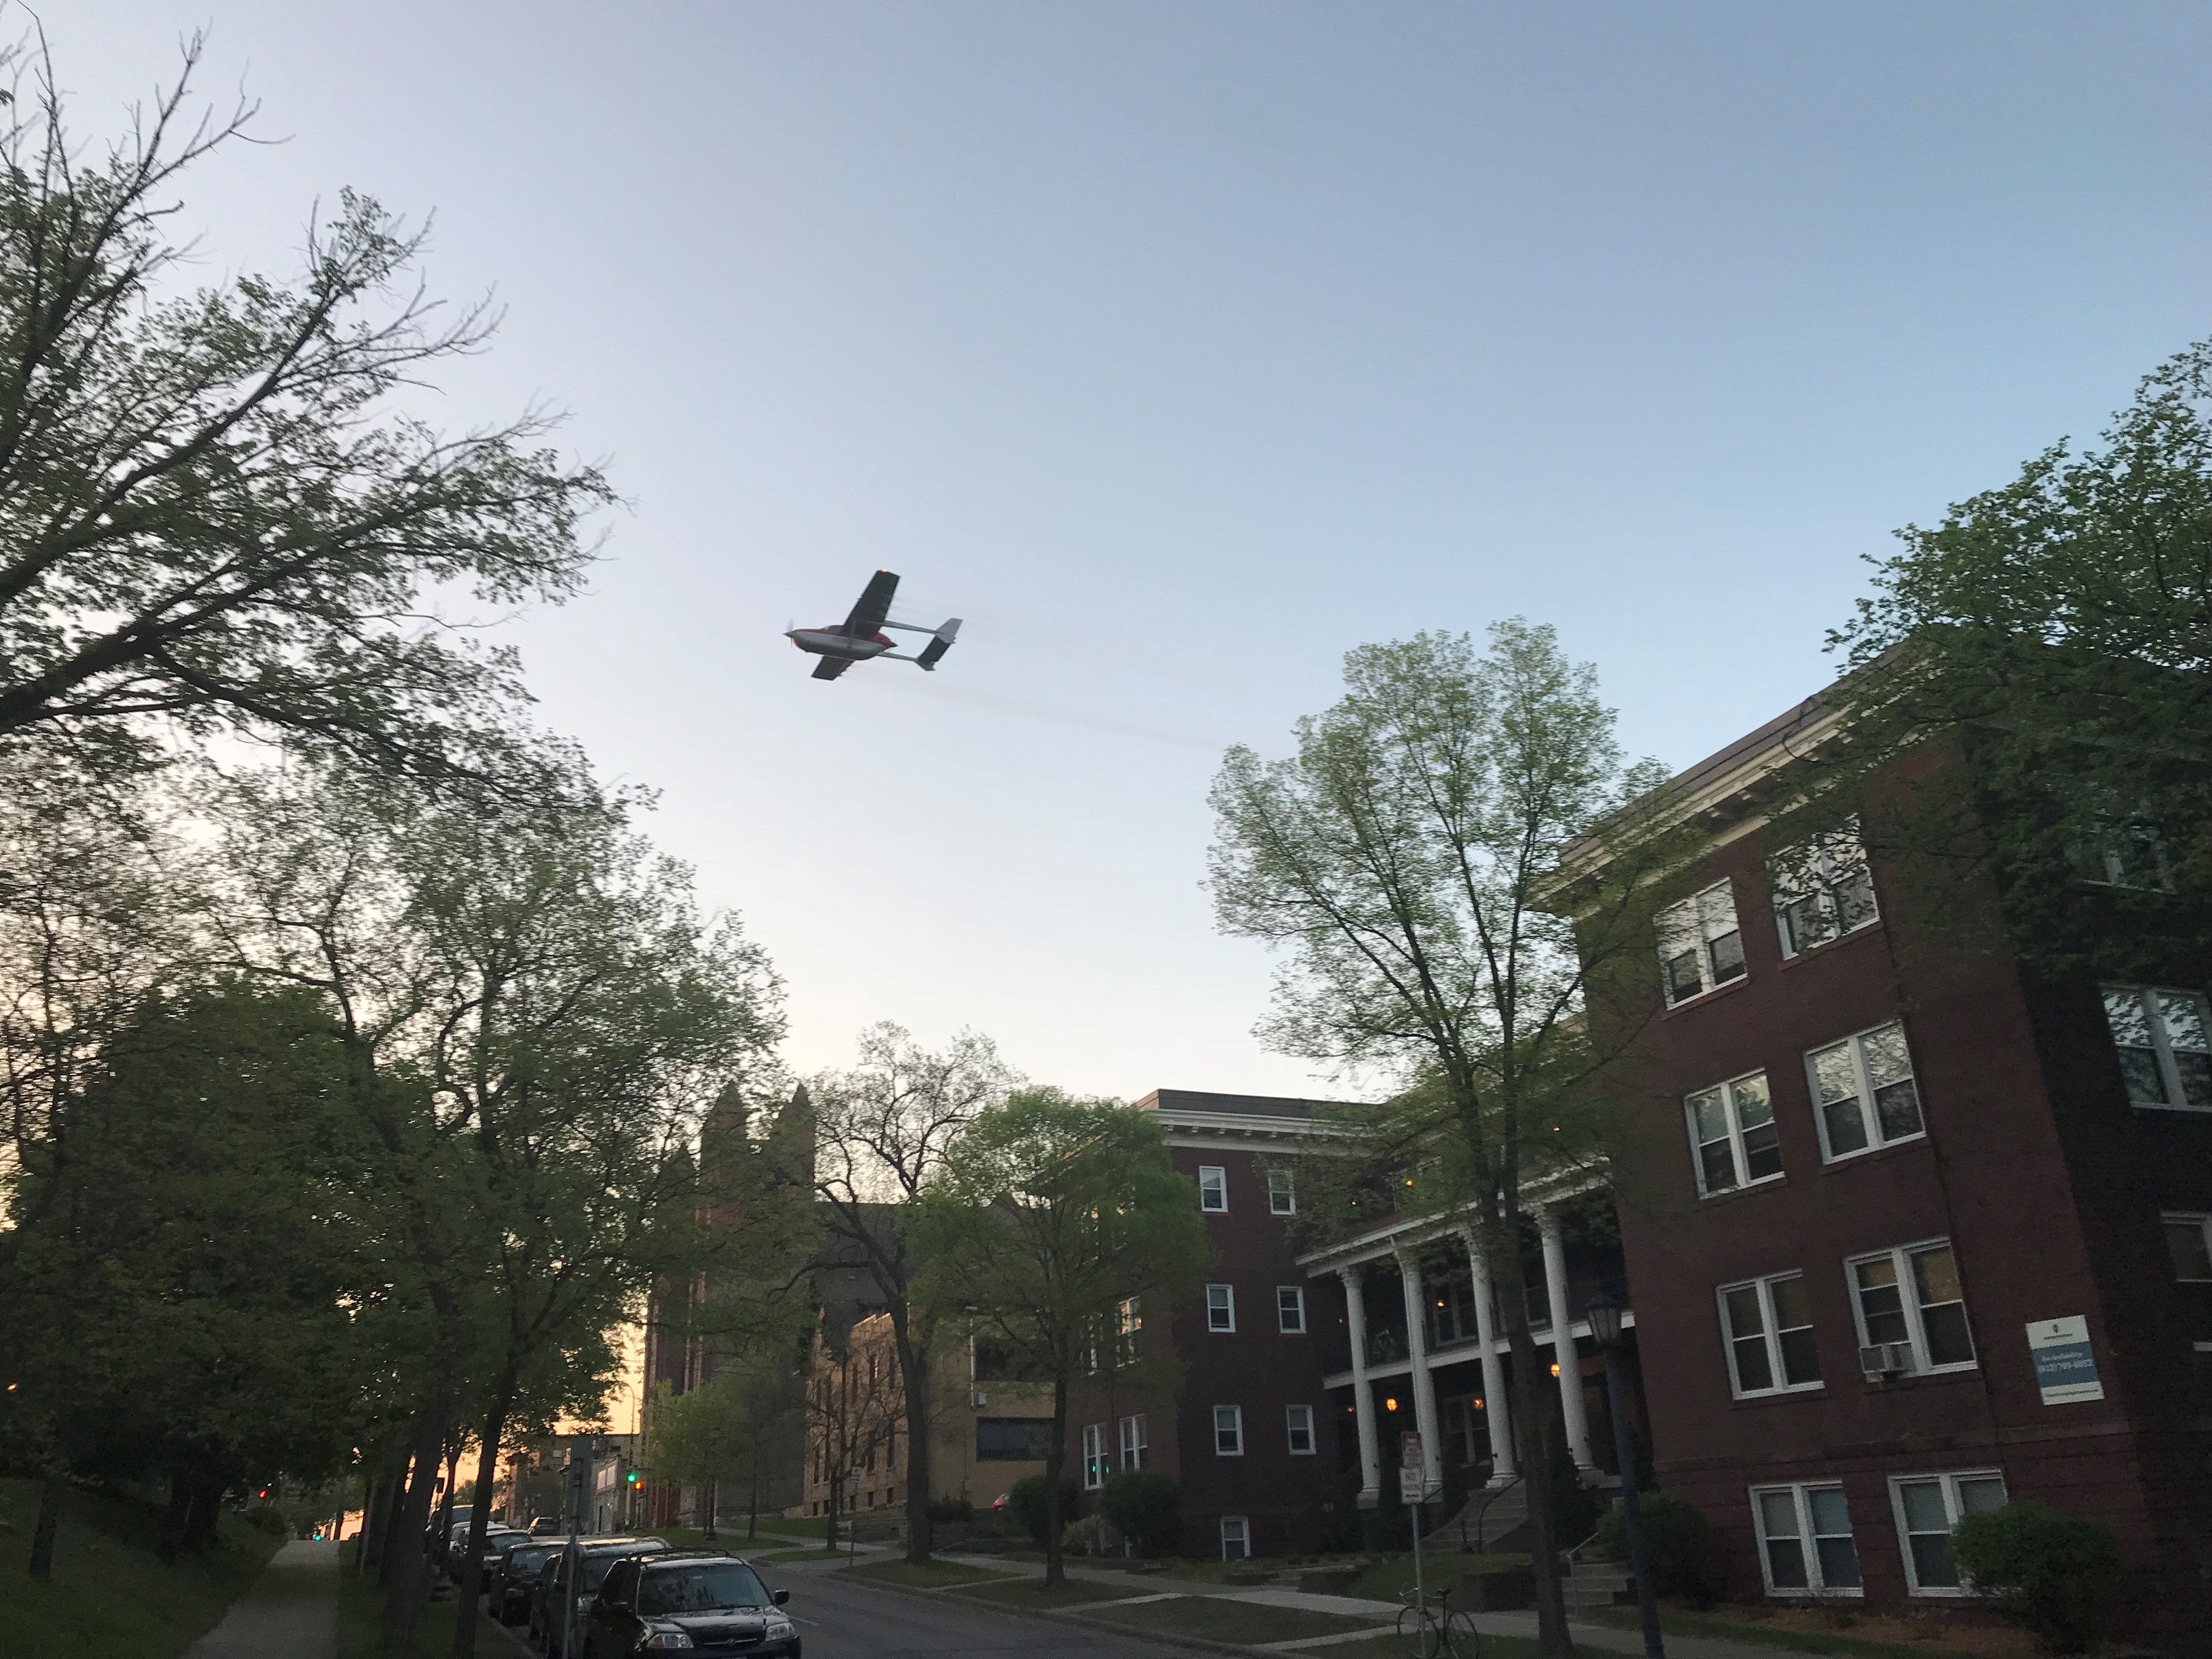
left=183, top=1538, right=339, bottom=1659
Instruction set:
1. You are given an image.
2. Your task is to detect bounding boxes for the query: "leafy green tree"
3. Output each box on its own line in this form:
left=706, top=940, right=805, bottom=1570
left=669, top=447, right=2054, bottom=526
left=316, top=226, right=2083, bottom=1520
left=1813, top=337, right=2212, bottom=980
left=641, top=1353, right=805, bottom=1543
left=913, top=1090, right=1210, bottom=1587
left=0, top=36, right=610, bottom=787
left=1206, top=623, right=1691, bottom=1655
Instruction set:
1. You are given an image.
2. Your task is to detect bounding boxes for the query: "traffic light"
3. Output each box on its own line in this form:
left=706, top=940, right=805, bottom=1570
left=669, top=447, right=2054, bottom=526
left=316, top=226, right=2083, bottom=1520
left=626, top=1468, right=641, bottom=1486
left=256, top=1487, right=270, bottom=1500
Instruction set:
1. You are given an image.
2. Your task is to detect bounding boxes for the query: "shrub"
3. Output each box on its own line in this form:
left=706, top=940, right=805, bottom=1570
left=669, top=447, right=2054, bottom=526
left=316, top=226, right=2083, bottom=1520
left=1951, top=1501, right=2120, bottom=1654
left=1063, top=1514, right=1124, bottom=1557
left=927, top=1494, right=972, bottom=1525
left=1006, top=1475, right=1080, bottom=1546
left=1592, top=1491, right=1722, bottom=1609
left=1099, top=1470, right=1181, bottom=1557
left=242, top=1505, right=292, bottom=1540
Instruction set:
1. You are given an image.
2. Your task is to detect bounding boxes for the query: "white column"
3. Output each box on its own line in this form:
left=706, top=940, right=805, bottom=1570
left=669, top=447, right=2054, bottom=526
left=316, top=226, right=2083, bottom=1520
left=1460, top=1228, right=1516, bottom=1484
left=1396, top=1249, right=1445, bottom=1498
left=1338, top=1267, right=1382, bottom=1508
left=1539, top=1206, right=1596, bottom=1474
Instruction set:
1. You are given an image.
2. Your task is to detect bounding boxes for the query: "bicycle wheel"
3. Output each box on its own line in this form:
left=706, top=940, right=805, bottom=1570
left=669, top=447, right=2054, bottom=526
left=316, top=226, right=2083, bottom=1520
left=1397, top=1604, right=1444, bottom=1659
left=1444, top=1606, right=1481, bottom=1659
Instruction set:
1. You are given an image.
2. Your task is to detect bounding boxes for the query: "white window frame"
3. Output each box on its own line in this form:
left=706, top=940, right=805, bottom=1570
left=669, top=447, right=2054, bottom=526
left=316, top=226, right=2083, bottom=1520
left=1199, top=1166, right=1228, bottom=1212
left=1804, top=1020, right=1925, bottom=1163
left=1685, top=1070, right=1782, bottom=1197
left=1118, top=1413, right=1148, bottom=1471
left=2162, top=1211, right=2212, bottom=1352
left=1213, top=1404, right=1244, bottom=1457
left=1717, top=1272, right=1822, bottom=1398
left=1657, top=878, right=1748, bottom=1007
left=1220, top=1514, right=1250, bottom=1560
left=1080, top=1422, right=1108, bottom=1491
left=1206, top=1283, right=1237, bottom=1333
left=2102, top=984, right=2212, bottom=1112
left=1770, top=820, right=1879, bottom=957
left=1277, top=1285, right=1307, bottom=1334
left=1268, top=1169, right=1297, bottom=1215
left=1889, top=1470, right=2008, bottom=1596
left=1845, top=1239, right=1977, bottom=1375
left=1748, top=1482, right=1861, bottom=1597
left=1285, top=1404, right=1316, bottom=1455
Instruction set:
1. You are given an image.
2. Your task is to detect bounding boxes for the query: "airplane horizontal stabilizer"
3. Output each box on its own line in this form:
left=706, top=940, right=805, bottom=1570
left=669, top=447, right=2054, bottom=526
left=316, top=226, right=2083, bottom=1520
left=916, top=618, right=962, bottom=670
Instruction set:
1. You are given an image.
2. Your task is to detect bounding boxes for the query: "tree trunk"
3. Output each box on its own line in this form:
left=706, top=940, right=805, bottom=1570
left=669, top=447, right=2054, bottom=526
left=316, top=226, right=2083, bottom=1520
left=359, top=1470, right=396, bottom=1577
left=27, top=1472, right=61, bottom=1581
left=1042, top=1371, right=1068, bottom=1589
left=184, top=1472, right=228, bottom=1553
left=823, top=1473, right=839, bottom=1551
left=381, top=1405, right=449, bottom=1655
left=889, top=1310, right=934, bottom=1564
left=702, top=1477, right=718, bottom=1542
left=1496, top=1235, right=1573, bottom=1657
left=159, top=1472, right=192, bottom=1564
left=452, top=1382, right=514, bottom=1656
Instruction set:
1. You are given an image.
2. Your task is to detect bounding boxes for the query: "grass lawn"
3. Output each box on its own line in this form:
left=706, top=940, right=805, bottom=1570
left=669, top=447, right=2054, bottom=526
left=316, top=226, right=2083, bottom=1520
left=953, top=1575, right=1150, bottom=1609
left=763, top=1547, right=845, bottom=1562
left=840, top=1558, right=1012, bottom=1589
left=1585, top=1606, right=2031, bottom=1659
left=0, top=1477, right=281, bottom=1659
left=1088, top=1596, right=1390, bottom=1645
left=335, top=1547, right=458, bottom=1658
left=1347, top=1550, right=1531, bottom=1604
left=1323, top=1635, right=1545, bottom=1659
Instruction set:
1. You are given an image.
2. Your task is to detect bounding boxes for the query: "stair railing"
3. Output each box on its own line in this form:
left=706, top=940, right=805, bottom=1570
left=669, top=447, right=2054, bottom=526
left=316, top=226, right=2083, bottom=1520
left=1462, top=1472, right=1523, bottom=1552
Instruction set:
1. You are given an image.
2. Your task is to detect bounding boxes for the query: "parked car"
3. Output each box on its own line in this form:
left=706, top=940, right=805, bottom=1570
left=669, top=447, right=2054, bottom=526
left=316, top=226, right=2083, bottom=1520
left=530, top=1515, right=563, bottom=1536
left=583, top=1550, right=795, bottom=1659
left=489, top=1540, right=560, bottom=1624
left=532, top=1538, right=672, bottom=1659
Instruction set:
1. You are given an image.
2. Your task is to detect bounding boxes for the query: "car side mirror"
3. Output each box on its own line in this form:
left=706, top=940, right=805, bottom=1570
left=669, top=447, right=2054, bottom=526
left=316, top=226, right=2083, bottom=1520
left=772, top=1589, right=789, bottom=1606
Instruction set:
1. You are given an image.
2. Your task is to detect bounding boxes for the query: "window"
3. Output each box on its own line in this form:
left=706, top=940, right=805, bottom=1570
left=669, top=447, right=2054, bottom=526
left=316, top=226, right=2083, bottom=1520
left=1118, top=1413, right=1148, bottom=1471
left=1114, top=1296, right=1143, bottom=1364
left=1213, top=1405, right=1244, bottom=1456
left=2080, top=817, right=2171, bottom=889
left=1751, top=1484, right=1860, bottom=1595
left=1770, top=821, right=1878, bottom=956
left=1657, top=879, right=1747, bottom=1006
left=1268, top=1169, right=1297, bottom=1214
left=1199, top=1166, right=1228, bottom=1211
left=1848, top=1242, right=1976, bottom=1373
left=1891, top=1471, right=2007, bottom=1593
left=1220, top=1515, right=1250, bottom=1560
left=1286, top=1404, right=1316, bottom=1455
left=1080, top=1423, right=1108, bottom=1491
left=976, top=1419, right=1052, bottom=1461
left=2103, top=985, right=2212, bottom=1111
left=1719, top=1273, right=1822, bottom=1396
left=1277, top=1286, right=1307, bottom=1334
left=1807, top=1021, right=1925, bottom=1160
left=2164, top=1213, right=2212, bottom=1348
left=1207, top=1283, right=1237, bottom=1333
left=1686, top=1071, right=1782, bottom=1195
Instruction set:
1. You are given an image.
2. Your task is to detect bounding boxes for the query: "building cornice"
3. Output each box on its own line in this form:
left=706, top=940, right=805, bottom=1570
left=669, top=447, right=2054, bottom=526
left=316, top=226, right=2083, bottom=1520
left=1293, top=1169, right=1607, bottom=1273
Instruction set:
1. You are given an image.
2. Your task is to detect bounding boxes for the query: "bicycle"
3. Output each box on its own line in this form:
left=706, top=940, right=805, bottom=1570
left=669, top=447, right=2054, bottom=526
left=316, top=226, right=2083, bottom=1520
left=1397, top=1585, right=1480, bottom=1658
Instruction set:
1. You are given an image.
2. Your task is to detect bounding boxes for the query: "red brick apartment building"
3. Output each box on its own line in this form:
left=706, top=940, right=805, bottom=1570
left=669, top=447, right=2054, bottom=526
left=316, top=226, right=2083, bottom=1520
left=1576, top=692, right=2212, bottom=1651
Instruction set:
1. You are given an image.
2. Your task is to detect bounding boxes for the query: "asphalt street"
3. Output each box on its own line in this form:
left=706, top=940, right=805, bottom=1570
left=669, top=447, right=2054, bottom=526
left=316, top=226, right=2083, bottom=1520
left=766, top=1570, right=1190, bottom=1659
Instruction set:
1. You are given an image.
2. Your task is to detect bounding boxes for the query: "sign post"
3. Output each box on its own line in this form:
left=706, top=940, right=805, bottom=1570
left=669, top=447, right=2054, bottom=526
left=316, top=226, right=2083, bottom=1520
left=2027, top=1316, right=2104, bottom=1405
left=1400, top=1431, right=1426, bottom=1623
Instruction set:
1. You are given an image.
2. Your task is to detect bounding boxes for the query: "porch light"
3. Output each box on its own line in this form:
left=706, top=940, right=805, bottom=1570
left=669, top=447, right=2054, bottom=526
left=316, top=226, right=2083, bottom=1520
left=1384, top=1397, right=1399, bottom=1412
left=1549, top=1362, right=1560, bottom=1377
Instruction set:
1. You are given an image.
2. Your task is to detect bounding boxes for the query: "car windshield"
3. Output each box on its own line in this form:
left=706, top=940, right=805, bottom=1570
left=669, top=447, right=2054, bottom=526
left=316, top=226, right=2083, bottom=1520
left=582, top=1545, right=667, bottom=1594
left=636, top=1562, right=773, bottom=1616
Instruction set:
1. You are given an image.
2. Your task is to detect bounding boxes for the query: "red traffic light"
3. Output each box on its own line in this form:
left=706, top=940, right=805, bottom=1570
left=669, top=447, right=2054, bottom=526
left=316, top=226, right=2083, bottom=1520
left=256, top=1488, right=270, bottom=1500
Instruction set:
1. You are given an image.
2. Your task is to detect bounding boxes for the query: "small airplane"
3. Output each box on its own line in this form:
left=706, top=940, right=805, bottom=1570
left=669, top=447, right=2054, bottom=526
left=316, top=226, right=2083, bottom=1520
left=786, top=570, right=963, bottom=681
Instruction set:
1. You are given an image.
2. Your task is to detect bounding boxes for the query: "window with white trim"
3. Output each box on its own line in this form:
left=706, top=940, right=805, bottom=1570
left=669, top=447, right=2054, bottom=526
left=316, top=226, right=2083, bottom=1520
left=2163, top=1212, right=2212, bottom=1350
left=1286, top=1404, right=1316, bottom=1454
left=1848, top=1241, right=1975, bottom=1373
left=1268, top=1169, right=1296, bottom=1215
left=1199, top=1166, right=1228, bottom=1211
left=1770, top=821, right=1878, bottom=956
left=1118, top=1413, right=1148, bottom=1471
left=1687, top=1071, right=1781, bottom=1195
left=1220, top=1515, right=1250, bottom=1560
left=2103, top=986, right=2212, bottom=1111
left=1719, top=1273, right=1822, bottom=1396
left=1080, top=1423, right=1108, bottom=1490
left=1806, top=1021, right=1924, bottom=1160
left=1751, top=1483, right=1860, bottom=1595
left=1657, top=880, right=1747, bottom=1006
left=1213, top=1405, right=1244, bottom=1456
left=1277, top=1286, right=1307, bottom=1334
left=1891, top=1471, right=2007, bottom=1593
left=2079, top=818, right=2171, bottom=889
left=1206, top=1283, right=1237, bottom=1333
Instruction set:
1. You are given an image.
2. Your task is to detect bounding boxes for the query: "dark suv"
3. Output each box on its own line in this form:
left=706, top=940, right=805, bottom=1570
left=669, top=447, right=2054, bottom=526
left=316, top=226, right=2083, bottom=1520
left=583, top=1551, right=796, bottom=1659
left=532, top=1538, right=672, bottom=1658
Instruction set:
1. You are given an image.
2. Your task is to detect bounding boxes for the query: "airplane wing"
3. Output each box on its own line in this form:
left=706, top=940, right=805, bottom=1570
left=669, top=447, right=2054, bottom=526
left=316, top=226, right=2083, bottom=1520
left=843, top=569, right=899, bottom=635
left=811, top=656, right=853, bottom=681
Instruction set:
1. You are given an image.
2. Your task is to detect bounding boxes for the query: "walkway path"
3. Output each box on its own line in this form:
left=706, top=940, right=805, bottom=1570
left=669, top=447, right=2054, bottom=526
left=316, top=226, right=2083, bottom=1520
left=183, top=1537, right=339, bottom=1659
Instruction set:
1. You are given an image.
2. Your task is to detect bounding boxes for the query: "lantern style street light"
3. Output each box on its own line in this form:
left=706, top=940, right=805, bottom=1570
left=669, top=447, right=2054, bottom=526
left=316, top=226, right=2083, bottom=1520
left=1585, top=1290, right=1665, bottom=1659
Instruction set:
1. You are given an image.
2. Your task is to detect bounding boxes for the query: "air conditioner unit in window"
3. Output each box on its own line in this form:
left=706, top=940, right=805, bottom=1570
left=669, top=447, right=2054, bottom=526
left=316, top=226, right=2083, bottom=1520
left=1858, top=1342, right=1913, bottom=1382
left=972, top=1390, right=989, bottom=1409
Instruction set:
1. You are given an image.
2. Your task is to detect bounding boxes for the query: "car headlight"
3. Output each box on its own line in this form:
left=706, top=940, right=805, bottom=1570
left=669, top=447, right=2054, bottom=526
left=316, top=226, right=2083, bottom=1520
left=641, top=1634, right=695, bottom=1651
left=765, top=1619, right=795, bottom=1640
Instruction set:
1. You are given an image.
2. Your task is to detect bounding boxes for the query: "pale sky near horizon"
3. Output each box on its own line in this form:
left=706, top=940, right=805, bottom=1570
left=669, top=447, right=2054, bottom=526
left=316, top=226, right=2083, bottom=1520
left=59, top=3, right=2212, bottom=1101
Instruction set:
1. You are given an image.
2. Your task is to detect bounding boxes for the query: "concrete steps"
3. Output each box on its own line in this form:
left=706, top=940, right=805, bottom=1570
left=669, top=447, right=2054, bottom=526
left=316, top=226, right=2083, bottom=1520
left=1440, top=1480, right=1530, bottom=1553
left=1561, top=1559, right=1634, bottom=1611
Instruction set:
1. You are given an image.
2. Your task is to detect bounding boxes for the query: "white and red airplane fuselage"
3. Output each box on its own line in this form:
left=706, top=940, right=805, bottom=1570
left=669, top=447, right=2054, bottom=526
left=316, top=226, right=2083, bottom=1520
left=786, top=625, right=891, bottom=663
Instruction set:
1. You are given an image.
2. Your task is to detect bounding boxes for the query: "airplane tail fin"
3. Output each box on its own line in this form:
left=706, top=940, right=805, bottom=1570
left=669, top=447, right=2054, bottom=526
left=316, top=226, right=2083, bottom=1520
left=916, top=618, right=962, bottom=671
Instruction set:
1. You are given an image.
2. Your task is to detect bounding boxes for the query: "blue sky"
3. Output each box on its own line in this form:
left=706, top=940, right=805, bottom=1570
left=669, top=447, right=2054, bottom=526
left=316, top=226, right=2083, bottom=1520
left=63, top=3, right=2212, bottom=1097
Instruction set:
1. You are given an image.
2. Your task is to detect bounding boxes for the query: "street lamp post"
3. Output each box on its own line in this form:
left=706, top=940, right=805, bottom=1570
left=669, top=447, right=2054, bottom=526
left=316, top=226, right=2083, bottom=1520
left=1585, top=1291, right=1664, bottom=1659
